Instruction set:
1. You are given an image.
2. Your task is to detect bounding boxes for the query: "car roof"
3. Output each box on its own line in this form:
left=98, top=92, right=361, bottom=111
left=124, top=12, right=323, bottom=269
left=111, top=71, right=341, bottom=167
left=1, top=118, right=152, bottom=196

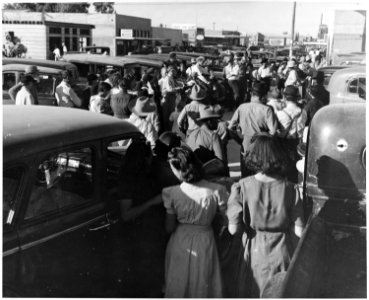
left=328, top=66, right=366, bottom=93
left=171, top=51, right=220, bottom=59
left=3, top=64, right=63, bottom=75
left=62, top=53, right=162, bottom=68
left=2, top=57, right=77, bottom=70
left=3, top=106, right=142, bottom=162
left=62, top=53, right=139, bottom=67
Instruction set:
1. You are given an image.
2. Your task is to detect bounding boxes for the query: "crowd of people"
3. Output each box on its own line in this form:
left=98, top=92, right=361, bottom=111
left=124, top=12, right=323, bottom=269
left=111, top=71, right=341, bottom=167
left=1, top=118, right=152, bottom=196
left=10, top=49, right=330, bottom=297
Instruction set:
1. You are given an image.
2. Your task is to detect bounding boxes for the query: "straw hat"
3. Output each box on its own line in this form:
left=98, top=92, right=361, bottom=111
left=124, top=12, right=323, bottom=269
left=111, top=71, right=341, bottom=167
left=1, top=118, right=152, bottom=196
left=129, top=96, right=156, bottom=116
left=287, top=60, right=296, bottom=68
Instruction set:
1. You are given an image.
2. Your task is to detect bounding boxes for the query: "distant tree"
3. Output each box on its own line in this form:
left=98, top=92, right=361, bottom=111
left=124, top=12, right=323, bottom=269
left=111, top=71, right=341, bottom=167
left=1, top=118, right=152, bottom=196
left=93, top=2, right=115, bottom=13
left=3, top=3, right=90, bottom=13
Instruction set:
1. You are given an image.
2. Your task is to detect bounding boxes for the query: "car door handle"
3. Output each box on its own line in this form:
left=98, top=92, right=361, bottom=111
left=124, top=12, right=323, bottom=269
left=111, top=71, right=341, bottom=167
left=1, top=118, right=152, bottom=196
left=89, top=223, right=110, bottom=231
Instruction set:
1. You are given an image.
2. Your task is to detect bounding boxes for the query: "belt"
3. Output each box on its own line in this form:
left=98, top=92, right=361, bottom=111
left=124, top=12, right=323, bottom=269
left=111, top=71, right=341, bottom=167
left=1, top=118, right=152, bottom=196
left=178, top=223, right=211, bottom=232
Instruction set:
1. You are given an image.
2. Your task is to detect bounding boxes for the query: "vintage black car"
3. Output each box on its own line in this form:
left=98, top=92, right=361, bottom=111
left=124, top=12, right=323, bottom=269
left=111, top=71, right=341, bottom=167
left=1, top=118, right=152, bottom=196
left=264, top=103, right=366, bottom=297
left=3, top=106, right=167, bottom=297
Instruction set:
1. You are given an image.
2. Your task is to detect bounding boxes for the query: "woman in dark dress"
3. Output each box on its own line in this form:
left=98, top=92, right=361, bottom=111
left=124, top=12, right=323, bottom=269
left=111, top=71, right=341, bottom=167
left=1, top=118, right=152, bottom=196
left=226, top=133, right=305, bottom=297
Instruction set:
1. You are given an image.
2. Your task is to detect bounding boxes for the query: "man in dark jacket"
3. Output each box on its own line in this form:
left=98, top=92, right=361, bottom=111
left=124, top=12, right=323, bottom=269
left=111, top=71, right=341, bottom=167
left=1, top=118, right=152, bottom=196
left=306, top=70, right=330, bottom=106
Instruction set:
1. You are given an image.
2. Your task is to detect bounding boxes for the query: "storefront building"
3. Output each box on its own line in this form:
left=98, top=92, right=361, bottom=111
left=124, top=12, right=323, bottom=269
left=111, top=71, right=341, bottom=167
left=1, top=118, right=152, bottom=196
left=2, top=10, right=94, bottom=59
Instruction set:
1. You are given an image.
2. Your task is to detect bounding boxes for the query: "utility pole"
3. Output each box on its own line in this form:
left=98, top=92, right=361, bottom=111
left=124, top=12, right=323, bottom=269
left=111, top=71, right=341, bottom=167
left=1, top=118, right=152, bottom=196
left=290, top=1, right=296, bottom=58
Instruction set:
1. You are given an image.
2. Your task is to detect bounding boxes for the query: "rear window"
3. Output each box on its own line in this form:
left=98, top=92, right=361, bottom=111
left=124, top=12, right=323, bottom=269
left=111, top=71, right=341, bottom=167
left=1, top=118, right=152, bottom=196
left=348, top=77, right=366, bottom=100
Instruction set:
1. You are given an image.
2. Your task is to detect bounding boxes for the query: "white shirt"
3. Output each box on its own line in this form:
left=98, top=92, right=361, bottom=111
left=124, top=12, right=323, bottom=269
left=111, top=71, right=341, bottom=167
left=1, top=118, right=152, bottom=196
left=191, top=64, right=209, bottom=84
left=15, top=86, right=34, bottom=105
left=127, top=113, right=158, bottom=148
left=53, top=48, right=61, bottom=60
left=276, top=104, right=306, bottom=139
left=257, top=66, right=272, bottom=78
left=223, top=63, right=240, bottom=81
left=55, top=81, right=82, bottom=107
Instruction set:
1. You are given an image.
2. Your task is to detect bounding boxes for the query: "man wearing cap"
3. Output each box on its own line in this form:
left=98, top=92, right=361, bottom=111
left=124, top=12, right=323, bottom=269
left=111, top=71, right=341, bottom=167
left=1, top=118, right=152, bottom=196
left=177, top=84, right=208, bottom=138
left=15, top=75, right=37, bottom=105
left=228, top=81, right=278, bottom=177
left=128, top=89, right=159, bottom=148
left=223, top=53, right=240, bottom=108
left=186, top=105, right=227, bottom=166
left=55, top=70, right=82, bottom=108
left=9, top=65, right=40, bottom=105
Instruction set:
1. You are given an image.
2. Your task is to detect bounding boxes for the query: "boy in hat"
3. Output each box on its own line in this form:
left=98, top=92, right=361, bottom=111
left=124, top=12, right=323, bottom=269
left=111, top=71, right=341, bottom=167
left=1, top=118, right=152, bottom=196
left=228, top=81, right=278, bottom=177
left=15, top=75, right=36, bottom=105
left=9, top=65, right=40, bottom=104
left=186, top=105, right=226, bottom=166
left=177, top=84, right=208, bottom=138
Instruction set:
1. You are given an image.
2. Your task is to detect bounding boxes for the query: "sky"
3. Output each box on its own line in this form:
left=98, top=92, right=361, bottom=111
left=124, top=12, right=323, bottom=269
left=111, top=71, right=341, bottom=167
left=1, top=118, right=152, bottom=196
left=114, top=0, right=367, bottom=36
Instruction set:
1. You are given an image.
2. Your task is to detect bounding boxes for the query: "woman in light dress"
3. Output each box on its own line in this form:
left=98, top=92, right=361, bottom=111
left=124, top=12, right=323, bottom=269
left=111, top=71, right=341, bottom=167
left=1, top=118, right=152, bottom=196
left=162, top=147, right=228, bottom=298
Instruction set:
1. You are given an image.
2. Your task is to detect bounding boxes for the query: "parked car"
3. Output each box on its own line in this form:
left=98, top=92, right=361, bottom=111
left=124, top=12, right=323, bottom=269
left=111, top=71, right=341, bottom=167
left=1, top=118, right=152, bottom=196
left=3, top=106, right=158, bottom=297
left=327, top=66, right=366, bottom=104
left=2, top=57, right=79, bottom=83
left=2, top=64, right=62, bottom=105
left=62, top=53, right=162, bottom=82
left=3, top=105, right=234, bottom=297
left=264, top=103, right=366, bottom=297
left=311, top=65, right=349, bottom=88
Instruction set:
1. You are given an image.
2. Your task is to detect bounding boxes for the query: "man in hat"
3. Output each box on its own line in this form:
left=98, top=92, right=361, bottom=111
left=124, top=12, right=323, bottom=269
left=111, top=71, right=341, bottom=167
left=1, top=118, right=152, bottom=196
left=275, top=85, right=306, bottom=182
left=128, top=89, right=159, bottom=148
left=236, top=53, right=247, bottom=103
left=9, top=65, right=40, bottom=104
left=15, top=75, right=37, bottom=105
left=284, top=60, right=301, bottom=87
left=55, top=70, right=82, bottom=108
left=228, top=81, right=278, bottom=177
left=166, top=52, right=180, bottom=71
left=186, top=105, right=226, bottom=166
left=177, top=84, right=208, bottom=138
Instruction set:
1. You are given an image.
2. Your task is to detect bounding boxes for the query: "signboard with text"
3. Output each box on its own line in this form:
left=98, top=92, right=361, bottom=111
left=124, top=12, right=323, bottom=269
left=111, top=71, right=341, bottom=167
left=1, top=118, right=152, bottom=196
left=120, top=29, right=133, bottom=39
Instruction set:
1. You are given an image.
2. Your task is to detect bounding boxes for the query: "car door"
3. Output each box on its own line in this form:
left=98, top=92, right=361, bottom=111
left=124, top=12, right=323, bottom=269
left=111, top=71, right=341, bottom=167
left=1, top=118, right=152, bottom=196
left=4, top=142, right=120, bottom=297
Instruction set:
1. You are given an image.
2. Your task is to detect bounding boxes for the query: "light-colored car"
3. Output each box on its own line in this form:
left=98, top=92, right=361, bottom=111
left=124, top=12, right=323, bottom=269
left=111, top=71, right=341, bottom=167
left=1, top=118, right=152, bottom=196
left=327, top=66, right=366, bottom=104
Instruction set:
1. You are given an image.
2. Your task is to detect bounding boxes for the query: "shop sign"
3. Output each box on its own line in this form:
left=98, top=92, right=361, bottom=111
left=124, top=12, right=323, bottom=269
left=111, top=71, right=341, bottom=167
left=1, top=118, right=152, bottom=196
left=120, top=29, right=133, bottom=39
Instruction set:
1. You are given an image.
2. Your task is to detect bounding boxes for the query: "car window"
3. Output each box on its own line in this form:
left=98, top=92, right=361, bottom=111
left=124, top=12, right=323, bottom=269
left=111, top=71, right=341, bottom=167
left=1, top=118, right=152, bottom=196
left=348, top=77, right=366, bottom=100
left=3, top=167, right=24, bottom=226
left=37, top=75, right=56, bottom=95
left=25, top=147, right=94, bottom=220
left=3, top=72, right=16, bottom=91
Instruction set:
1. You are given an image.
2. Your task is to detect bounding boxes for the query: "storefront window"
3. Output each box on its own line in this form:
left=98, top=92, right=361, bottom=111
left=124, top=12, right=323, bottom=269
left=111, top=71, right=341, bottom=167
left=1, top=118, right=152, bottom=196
left=50, top=27, right=62, bottom=34
left=64, top=28, right=70, bottom=34
left=80, top=29, right=90, bottom=35
left=73, top=28, right=78, bottom=35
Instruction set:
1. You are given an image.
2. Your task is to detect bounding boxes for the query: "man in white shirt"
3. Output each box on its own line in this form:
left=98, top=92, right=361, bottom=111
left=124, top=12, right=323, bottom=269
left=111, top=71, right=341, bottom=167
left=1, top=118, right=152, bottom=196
left=53, top=45, right=61, bottom=61
left=55, top=71, right=82, bottom=108
left=15, top=75, right=36, bottom=105
left=257, top=58, right=272, bottom=92
left=190, top=56, right=210, bottom=85
left=223, top=54, right=240, bottom=108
